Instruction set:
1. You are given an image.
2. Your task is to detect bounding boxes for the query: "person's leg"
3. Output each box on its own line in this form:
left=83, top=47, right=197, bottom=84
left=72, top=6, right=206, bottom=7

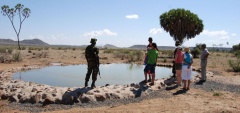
left=183, top=80, right=186, bottom=89
left=172, top=62, right=176, bottom=78
left=151, top=73, right=155, bottom=85
left=148, top=72, right=151, bottom=82
left=182, top=66, right=187, bottom=89
left=149, top=64, right=155, bottom=85
left=187, top=66, right=192, bottom=90
left=143, top=64, right=149, bottom=83
left=85, top=62, right=93, bottom=87
left=144, top=72, right=147, bottom=82
left=91, top=66, right=99, bottom=89
left=187, top=80, right=191, bottom=90
left=176, top=70, right=182, bottom=86
left=201, top=60, right=207, bottom=81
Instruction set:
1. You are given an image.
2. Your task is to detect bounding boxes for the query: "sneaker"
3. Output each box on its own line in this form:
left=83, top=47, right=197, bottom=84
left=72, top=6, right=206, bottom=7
left=141, top=80, right=147, bottom=83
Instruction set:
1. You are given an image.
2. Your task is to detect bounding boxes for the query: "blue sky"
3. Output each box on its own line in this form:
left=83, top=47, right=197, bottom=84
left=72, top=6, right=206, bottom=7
left=0, top=0, right=239, bottom=47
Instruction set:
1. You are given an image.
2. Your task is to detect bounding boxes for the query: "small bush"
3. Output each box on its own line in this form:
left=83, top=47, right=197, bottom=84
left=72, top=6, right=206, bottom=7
left=0, top=48, right=6, bottom=53
left=128, top=52, right=134, bottom=62
left=228, top=57, right=240, bottom=72
left=7, top=48, right=13, bottom=54
left=134, top=50, right=143, bottom=61
left=191, top=47, right=201, bottom=58
left=163, top=57, right=167, bottom=63
left=234, top=50, right=240, bottom=57
left=21, top=46, right=27, bottom=50
left=103, top=49, right=114, bottom=53
left=213, top=92, right=222, bottom=96
left=12, top=51, right=22, bottom=62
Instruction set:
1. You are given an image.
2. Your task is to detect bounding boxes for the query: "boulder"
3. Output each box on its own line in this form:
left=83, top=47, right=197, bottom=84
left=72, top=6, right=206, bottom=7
left=80, top=94, right=96, bottom=103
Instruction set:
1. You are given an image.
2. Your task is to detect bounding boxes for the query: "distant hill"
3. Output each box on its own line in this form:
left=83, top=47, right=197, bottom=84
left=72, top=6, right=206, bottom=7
left=103, top=44, right=119, bottom=49
left=128, top=45, right=147, bottom=49
left=0, top=38, right=49, bottom=46
left=128, top=45, right=176, bottom=50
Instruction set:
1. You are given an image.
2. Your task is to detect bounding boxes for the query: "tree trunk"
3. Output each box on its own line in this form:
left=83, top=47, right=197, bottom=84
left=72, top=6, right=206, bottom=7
left=17, top=35, right=21, bottom=50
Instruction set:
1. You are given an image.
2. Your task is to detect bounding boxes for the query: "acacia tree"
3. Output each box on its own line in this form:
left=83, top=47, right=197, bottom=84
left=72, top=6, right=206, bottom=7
left=160, top=8, right=204, bottom=44
left=1, top=4, right=31, bottom=50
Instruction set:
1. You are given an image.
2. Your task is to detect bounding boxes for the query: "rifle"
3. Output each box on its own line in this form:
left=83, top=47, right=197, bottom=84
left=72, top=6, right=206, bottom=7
left=95, top=55, right=101, bottom=79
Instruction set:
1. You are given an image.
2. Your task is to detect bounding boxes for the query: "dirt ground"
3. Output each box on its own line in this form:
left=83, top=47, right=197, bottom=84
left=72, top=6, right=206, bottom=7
left=0, top=48, right=240, bottom=113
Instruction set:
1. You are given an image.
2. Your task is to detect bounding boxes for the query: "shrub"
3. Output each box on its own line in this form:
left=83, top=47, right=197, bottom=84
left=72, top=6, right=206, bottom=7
left=234, top=50, right=240, bottom=57
left=103, top=49, right=114, bottom=53
left=228, top=57, right=240, bottom=72
left=213, top=92, right=222, bottom=96
left=7, top=48, right=13, bottom=54
left=21, top=46, right=27, bottom=50
left=128, top=52, right=134, bottom=62
left=0, top=48, right=6, bottom=53
left=191, top=47, right=201, bottom=58
left=12, top=51, right=22, bottom=62
left=163, top=57, right=167, bottom=63
left=134, top=50, right=143, bottom=61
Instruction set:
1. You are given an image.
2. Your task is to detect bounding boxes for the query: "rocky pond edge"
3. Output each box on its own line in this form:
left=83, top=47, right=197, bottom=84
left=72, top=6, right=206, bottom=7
left=0, top=63, right=210, bottom=106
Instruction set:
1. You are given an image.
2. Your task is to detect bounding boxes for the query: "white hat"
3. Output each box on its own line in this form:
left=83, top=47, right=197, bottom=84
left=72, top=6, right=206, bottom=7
left=177, top=46, right=182, bottom=49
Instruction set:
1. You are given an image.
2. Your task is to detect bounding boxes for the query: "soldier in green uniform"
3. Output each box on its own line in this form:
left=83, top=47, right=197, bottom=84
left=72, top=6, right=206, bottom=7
left=85, top=38, right=99, bottom=89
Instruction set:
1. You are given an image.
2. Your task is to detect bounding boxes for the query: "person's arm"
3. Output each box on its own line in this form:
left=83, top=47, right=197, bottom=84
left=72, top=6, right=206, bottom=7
left=204, top=52, right=209, bottom=59
left=174, top=49, right=179, bottom=62
left=188, top=57, right=193, bottom=69
left=155, top=53, right=158, bottom=66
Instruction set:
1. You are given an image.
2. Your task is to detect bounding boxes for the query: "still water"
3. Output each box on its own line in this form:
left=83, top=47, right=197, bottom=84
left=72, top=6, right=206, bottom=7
left=13, top=64, right=194, bottom=87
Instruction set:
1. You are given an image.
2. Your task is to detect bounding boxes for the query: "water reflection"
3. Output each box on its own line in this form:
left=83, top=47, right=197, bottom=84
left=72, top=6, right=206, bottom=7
left=13, top=64, right=196, bottom=87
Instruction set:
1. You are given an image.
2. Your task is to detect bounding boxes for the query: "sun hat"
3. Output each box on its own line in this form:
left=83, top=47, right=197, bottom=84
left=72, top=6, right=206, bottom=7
left=184, top=47, right=190, bottom=52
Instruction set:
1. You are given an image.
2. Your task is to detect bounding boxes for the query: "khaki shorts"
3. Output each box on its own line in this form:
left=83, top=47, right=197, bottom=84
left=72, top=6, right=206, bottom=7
left=175, top=63, right=182, bottom=70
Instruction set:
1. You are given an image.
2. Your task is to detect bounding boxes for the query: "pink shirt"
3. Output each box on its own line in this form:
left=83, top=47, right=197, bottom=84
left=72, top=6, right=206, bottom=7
left=175, top=49, right=183, bottom=63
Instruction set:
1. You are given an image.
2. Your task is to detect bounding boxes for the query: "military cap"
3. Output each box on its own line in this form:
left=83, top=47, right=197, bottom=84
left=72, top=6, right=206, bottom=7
left=90, top=38, right=97, bottom=43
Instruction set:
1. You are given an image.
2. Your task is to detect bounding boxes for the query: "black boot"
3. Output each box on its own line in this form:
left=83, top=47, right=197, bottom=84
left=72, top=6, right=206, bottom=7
left=91, top=81, right=96, bottom=89
left=85, top=81, right=88, bottom=87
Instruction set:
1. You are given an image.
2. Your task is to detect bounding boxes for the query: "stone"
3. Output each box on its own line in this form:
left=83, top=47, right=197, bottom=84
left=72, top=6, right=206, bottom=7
left=95, top=94, right=106, bottom=101
left=80, top=94, right=96, bottom=103
left=9, top=95, right=18, bottom=102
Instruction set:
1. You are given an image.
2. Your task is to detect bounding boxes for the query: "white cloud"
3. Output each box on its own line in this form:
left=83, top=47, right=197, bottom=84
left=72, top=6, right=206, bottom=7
left=201, top=30, right=231, bottom=39
left=232, top=33, right=237, bottom=36
left=201, top=30, right=228, bottom=37
left=125, top=14, right=139, bottom=19
left=149, top=28, right=162, bottom=35
left=83, top=29, right=117, bottom=37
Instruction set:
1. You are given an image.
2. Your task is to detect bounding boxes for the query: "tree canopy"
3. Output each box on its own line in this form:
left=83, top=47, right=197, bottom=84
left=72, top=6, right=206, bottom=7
left=160, top=8, right=204, bottom=44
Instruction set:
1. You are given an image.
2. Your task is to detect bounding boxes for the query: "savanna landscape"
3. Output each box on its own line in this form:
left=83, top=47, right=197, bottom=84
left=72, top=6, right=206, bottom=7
left=0, top=44, right=240, bottom=113
left=1, top=1, right=240, bottom=113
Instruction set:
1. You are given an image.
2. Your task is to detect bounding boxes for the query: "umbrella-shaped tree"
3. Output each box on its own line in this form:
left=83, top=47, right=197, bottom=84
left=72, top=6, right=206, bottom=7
left=1, top=4, right=31, bottom=50
left=160, top=8, right=204, bottom=44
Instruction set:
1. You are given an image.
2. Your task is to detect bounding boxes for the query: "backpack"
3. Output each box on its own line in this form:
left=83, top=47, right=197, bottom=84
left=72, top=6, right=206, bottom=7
left=184, top=52, right=192, bottom=64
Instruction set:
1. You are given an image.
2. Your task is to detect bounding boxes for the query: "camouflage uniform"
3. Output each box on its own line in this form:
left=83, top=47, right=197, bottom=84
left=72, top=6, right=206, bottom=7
left=85, top=38, right=99, bottom=88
